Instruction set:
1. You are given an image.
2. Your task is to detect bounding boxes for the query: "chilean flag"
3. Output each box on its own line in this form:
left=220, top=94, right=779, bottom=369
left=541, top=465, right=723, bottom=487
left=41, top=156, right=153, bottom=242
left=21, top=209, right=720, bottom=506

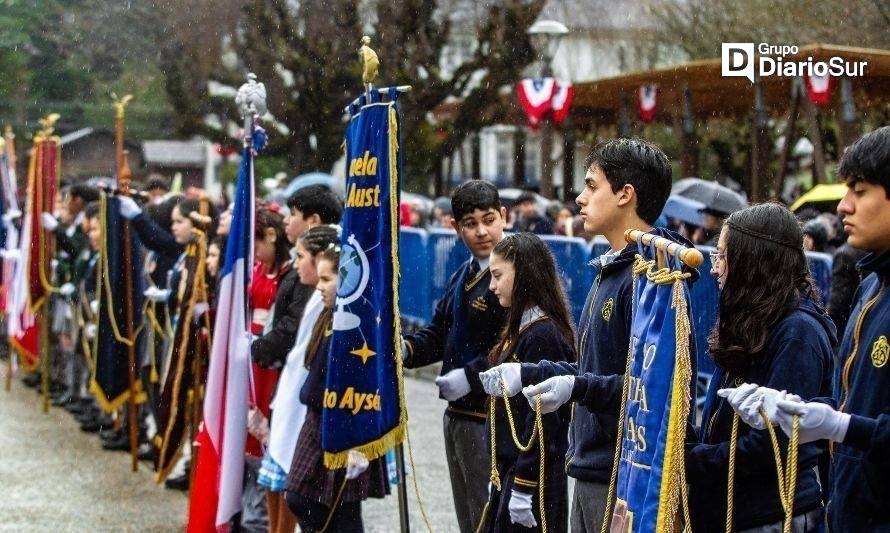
left=188, top=125, right=261, bottom=531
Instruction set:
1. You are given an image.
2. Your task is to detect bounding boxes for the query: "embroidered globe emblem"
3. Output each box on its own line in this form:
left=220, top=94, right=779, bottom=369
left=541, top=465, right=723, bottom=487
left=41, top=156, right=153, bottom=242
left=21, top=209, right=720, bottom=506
left=336, top=243, right=363, bottom=298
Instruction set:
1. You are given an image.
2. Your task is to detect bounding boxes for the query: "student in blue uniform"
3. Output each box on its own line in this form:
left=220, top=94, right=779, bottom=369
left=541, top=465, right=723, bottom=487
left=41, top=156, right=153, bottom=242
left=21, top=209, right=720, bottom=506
left=402, top=179, right=509, bottom=533
left=481, top=138, right=684, bottom=531
left=722, top=126, right=890, bottom=531
left=483, top=232, right=574, bottom=532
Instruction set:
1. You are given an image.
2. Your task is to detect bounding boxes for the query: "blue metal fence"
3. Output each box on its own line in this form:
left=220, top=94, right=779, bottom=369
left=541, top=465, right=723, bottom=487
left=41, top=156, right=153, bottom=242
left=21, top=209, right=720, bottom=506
left=398, top=230, right=833, bottom=381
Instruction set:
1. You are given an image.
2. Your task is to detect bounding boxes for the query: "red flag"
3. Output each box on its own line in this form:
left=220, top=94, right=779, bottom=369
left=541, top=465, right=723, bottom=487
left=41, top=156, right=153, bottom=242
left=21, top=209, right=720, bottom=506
left=638, top=85, right=658, bottom=122
left=805, top=74, right=832, bottom=105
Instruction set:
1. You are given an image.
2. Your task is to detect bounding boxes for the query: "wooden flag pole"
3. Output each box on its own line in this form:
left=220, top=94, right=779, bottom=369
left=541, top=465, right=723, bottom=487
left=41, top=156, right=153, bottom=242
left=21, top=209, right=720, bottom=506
left=113, top=94, right=139, bottom=472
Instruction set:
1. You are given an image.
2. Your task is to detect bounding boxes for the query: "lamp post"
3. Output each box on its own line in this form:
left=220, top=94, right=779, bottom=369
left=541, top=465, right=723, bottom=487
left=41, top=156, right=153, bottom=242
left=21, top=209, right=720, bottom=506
left=527, top=19, right=568, bottom=200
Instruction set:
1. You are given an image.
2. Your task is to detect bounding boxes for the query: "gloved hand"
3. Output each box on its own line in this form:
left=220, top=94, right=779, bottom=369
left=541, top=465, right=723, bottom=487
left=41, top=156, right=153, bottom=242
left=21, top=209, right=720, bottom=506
left=0, top=248, right=20, bottom=260
left=84, top=323, right=98, bottom=340
left=193, top=302, right=209, bottom=322
left=41, top=212, right=59, bottom=232
left=718, top=385, right=800, bottom=430
left=522, top=375, right=575, bottom=414
left=247, top=406, right=269, bottom=443
left=508, top=489, right=537, bottom=528
left=90, top=300, right=99, bottom=315
left=59, top=282, right=76, bottom=297
left=434, top=367, right=471, bottom=401
left=479, top=362, right=523, bottom=397
left=345, top=450, right=370, bottom=480
left=117, top=195, right=142, bottom=220
left=400, top=338, right=409, bottom=362
left=143, top=286, right=171, bottom=303
left=774, top=399, right=851, bottom=444
left=2, top=208, right=22, bottom=223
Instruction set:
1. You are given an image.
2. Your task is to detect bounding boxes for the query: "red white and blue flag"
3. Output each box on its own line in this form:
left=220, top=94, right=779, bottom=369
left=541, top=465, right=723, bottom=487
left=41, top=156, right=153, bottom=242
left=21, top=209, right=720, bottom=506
left=516, top=78, right=557, bottom=130
left=188, top=121, right=265, bottom=532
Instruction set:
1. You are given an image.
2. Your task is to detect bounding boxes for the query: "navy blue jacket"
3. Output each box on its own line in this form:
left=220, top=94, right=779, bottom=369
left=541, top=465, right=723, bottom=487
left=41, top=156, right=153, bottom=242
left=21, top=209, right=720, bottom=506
left=404, top=259, right=508, bottom=420
left=520, top=228, right=697, bottom=483
left=827, top=249, right=890, bottom=531
left=301, top=324, right=333, bottom=413
left=690, top=295, right=835, bottom=531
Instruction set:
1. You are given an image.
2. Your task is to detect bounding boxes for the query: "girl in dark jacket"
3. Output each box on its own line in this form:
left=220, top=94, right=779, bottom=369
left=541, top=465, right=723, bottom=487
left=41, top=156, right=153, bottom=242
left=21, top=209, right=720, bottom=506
left=689, top=203, right=835, bottom=532
left=284, top=240, right=388, bottom=532
left=482, top=233, right=575, bottom=532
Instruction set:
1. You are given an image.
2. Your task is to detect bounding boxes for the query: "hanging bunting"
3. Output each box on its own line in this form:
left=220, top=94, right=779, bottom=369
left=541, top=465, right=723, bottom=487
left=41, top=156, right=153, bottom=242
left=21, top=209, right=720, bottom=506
left=805, top=74, right=833, bottom=105
left=638, top=85, right=658, bottom=122
left=516, top=78, right=557, bottom=131
left=551, top=80, right=575, bottom=124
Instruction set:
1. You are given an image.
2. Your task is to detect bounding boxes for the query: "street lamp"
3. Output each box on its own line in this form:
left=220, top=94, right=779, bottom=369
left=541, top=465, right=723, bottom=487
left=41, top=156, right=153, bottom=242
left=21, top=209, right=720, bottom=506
left=527, top=19, right=568, bottom=199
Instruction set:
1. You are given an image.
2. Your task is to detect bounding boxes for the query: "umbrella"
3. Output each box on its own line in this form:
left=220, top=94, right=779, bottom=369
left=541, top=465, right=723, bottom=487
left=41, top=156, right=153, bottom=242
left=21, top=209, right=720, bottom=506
left=789, top=183, right=846, bottom=213
left=672, top=177, right=747, bottom=216
left=498, top=188, right=549, bottom=213
left=662, top=194, right=705, bottom=226
left=282, top=172, right=342, bottom=197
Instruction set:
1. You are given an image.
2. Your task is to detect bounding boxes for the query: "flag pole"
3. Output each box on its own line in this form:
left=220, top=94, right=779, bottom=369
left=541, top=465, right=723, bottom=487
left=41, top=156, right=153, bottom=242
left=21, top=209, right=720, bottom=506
left=2, top=126, right=14, bottom=392
left=113, top=93, right=139, bottom=472
left=36, top=114, right=60, bottom=414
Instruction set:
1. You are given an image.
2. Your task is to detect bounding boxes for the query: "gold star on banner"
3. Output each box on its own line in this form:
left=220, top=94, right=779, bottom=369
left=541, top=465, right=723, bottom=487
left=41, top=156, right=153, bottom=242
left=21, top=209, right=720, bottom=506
left=376, top=315, right=382, bottom=324
left=350, top=342, right=377, bottom=364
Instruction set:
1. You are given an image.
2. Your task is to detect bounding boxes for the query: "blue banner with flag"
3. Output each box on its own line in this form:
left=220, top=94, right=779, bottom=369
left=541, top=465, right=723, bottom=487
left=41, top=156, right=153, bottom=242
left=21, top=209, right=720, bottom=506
left=90, top=195, right=145, bottom=412
left=610, top=241, right=695, bottom=532
left=322, top=89, right=405, bottom=468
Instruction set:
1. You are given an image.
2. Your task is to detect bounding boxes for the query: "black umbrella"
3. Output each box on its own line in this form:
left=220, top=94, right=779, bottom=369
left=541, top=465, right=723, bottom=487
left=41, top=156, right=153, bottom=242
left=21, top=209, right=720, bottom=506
left=672, top=177, right=747, bottom=216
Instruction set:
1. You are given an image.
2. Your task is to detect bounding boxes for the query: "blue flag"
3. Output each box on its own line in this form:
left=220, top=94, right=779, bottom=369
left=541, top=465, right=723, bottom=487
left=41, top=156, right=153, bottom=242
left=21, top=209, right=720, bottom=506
left=322, top=89, right=405, bottom=468
left=91, top=195, right=145, bottom=412
left=611, top=240, right=695, bottom=532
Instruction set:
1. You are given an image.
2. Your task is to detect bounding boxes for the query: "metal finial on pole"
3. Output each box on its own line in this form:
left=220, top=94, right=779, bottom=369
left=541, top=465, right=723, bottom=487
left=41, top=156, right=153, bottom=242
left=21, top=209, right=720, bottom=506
left=236, top=73, right=267, bottom=147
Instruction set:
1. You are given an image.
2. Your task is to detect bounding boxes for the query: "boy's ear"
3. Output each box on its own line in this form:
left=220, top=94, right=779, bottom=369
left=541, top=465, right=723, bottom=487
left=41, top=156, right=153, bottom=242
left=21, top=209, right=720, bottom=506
left=450, top=217, right=460, bottom=234
left=499, top=206, right=508, bottom=220
left=616, top=183, right=636, bottom=208
left=306, top=213, right=322, bottom=227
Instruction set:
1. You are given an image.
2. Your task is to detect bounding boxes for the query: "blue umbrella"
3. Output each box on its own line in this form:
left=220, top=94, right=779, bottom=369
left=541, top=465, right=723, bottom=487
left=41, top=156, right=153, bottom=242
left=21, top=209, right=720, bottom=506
left=662, top=194, right=706, bottom=226
left=282, top=172, right=343, bottom=197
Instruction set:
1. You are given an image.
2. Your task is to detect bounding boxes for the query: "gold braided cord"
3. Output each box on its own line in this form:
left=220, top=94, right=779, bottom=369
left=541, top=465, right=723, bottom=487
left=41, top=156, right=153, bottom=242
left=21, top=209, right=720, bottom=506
left=726, top=414, right=740, bottom=533
left=487, top=381, right=548, bottom=533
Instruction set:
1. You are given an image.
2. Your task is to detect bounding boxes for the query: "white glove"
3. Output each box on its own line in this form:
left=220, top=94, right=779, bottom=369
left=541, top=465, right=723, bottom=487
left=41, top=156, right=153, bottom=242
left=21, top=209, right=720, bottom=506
left=522, top=375, right=575, bottom=414
left=193, top=302, right=209, bottom=322
left=2, top=208, right=22, bottom=223
left=508, top=489, right=537, bottom=528
left=479, top=362, right=523, bottom=397
left=247, top=406, right=269, bottom=443
left=774, top=399, right=851, bottom=444
left=84, top=323, right=98, bottom=340
left=0, top=248, right=20, bottom=260
left=90, top=299, right=99, bottom=315
left=401, top=338, right=409, bottom=362
left=345, top=450, right=370, bottom=480
left=434, top=368, right=472, bottom=401
left=59, top=282, right=76, bottom=297
left=717, top=385, right=800, bottom=430
left=143, top=286, right=171, bottom=303
left=117, top=195, right=142, bottom=219
left=41, top=212, right=59, bottom=232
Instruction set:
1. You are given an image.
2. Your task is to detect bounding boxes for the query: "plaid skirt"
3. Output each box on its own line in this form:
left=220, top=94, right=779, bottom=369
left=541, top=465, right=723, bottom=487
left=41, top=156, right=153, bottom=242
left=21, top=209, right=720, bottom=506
left=285, top=409, right=389, bottom=507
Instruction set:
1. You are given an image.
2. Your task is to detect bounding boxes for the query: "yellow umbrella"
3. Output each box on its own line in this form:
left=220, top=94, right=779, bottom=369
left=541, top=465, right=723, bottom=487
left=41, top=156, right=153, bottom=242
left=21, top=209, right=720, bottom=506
left=790, top=183, right=847, bottom=213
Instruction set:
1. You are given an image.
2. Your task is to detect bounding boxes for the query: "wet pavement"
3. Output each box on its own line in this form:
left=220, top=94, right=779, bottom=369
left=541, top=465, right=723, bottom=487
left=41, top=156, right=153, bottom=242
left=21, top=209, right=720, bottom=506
left=0, top=374, right=462, bottom=532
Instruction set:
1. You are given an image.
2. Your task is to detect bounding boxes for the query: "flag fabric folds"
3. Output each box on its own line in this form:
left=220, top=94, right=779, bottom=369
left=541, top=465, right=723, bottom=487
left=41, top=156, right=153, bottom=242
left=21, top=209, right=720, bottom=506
left=321, top=89, right=405, bottom=469
left=189, top=123, right=264, bottom=531
left=154, top=232, right=210, bottom=483
left=609, top=239, right=695, bottom=533
left=90, top=195, right=145, bottom=412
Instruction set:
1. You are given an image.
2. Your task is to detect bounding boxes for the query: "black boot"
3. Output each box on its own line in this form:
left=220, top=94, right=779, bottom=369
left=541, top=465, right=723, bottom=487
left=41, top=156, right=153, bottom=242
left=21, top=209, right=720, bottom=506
left=165, top=470, right=189, bottom=491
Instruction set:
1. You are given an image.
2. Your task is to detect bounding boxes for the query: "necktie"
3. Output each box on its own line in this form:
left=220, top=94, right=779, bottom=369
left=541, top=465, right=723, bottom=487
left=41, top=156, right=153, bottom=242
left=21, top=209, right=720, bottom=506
left=467, top=259, right=480, bottom=280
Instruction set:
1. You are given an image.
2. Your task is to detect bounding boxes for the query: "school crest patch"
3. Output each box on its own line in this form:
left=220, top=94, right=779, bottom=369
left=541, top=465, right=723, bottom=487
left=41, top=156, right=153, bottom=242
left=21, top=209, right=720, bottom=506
left=602, top=297, right=614, bottom=321
left=871, top=335, right=889, bottom=368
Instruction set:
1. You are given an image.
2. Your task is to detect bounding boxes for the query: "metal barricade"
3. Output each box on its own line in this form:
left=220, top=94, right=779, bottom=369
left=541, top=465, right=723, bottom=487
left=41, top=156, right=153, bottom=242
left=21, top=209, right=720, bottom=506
left=542, top=235, right=592, bottom=321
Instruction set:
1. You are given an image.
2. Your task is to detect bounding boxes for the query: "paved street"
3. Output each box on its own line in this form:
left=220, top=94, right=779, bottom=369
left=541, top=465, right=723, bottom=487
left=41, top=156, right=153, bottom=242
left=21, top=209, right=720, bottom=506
left=0, top=373, right=460, bottom=532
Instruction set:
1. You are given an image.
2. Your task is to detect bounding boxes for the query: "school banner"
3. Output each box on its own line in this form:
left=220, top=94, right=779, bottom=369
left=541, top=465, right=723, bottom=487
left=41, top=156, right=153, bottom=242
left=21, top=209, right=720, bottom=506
left=610, top=238, right=695, bottom=533
left=90, top=195, right=145, bottom=412
left=322, top=89, right=405, bottom=468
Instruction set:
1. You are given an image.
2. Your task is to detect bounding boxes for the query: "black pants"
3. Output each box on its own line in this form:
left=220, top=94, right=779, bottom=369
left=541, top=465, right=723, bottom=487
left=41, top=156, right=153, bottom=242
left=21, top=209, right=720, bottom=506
left=284, top=490, right=363, bottom=532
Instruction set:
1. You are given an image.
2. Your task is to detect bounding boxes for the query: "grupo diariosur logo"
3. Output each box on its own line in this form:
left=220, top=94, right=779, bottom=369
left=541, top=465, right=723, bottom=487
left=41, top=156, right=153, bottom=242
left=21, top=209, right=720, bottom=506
left=721, top=43, right=868, bottom=83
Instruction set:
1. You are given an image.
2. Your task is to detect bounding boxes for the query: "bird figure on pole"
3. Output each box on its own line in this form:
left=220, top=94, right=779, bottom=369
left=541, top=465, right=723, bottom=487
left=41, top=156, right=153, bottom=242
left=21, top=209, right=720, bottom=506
left=360, top=35, right=379, bottom=85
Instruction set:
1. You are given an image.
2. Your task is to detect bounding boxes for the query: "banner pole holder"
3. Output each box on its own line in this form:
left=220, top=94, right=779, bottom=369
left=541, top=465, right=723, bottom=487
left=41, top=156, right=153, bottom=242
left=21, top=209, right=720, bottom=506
left=624, top=229, right=703, bottom=268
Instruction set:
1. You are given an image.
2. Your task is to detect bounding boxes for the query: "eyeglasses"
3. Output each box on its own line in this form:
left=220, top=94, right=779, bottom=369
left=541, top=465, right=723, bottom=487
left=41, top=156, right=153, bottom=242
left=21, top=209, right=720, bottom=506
left=708, top=251, right=726, bottom=263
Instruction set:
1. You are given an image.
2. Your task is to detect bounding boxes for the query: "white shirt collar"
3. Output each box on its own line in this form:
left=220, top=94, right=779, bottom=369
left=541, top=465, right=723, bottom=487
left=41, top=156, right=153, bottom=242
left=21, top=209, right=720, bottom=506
left=520, top=306, right=545, bottom=330
left=474, top=255, right=490, bottom=271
